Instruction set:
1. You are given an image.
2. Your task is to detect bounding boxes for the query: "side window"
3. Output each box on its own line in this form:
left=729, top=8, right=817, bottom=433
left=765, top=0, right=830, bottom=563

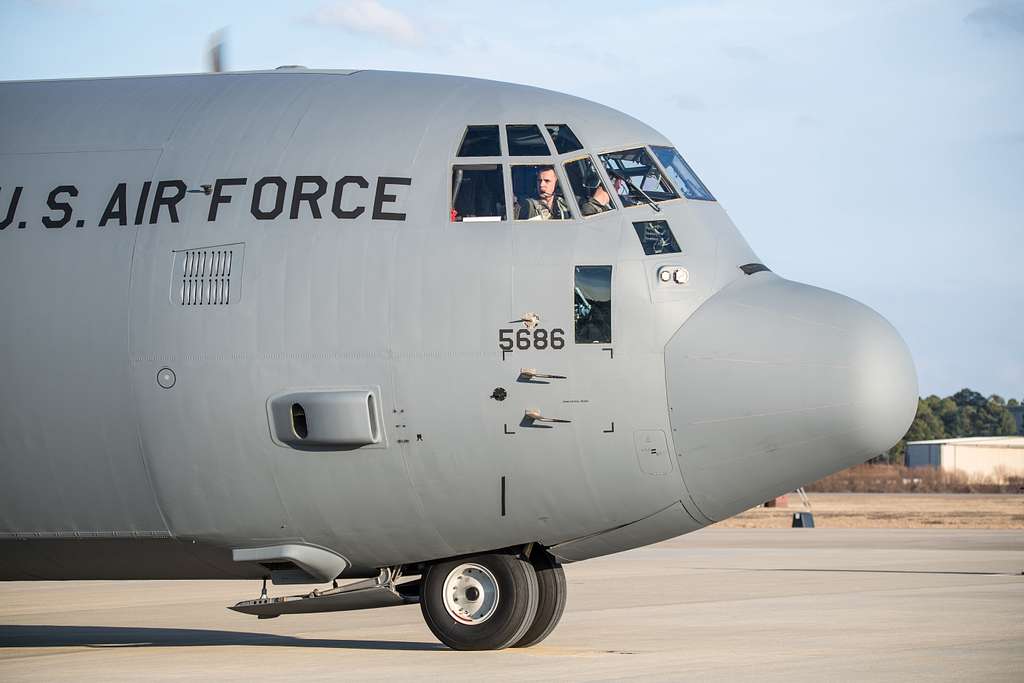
left=564, top=157, right=613, bottom=216
left=512, top=165, right=571, bottom=221
left=574, top=265, right=612, bottom=344
left=506, top=125, right=550, bottom=156
left=458, top=125, right=501, bottom=157
left=451, top=165, right=505, bottom=222
left=545, top=124, right=583, bottom=154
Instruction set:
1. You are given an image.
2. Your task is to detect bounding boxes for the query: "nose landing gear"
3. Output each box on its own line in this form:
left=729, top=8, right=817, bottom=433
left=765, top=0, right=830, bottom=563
left=419, top=549, right=567, bottom=650
left=513, top=549, right=567, bottom=648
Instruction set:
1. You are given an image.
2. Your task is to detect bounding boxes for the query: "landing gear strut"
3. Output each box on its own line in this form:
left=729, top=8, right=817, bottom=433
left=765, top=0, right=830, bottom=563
left=419, top=549, right=566, bottom=650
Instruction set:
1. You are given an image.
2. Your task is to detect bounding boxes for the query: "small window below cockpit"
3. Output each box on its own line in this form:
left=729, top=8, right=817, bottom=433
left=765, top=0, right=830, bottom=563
left=506, top=125, right=551, bottom=156
left=599, top=148, right=678, bottom=207
left=451, top=165, right=505, bottom=222
left=458, top=125, right=501, bottom=157
left=575, top=266, right=612, bottom=344
left=546, top=124, right=583, bottom=154
left=564, top=157, right=614, bottom=216
left=651, top=146, right=715, bottom=201
left=632, top=220, right=681, bottom=255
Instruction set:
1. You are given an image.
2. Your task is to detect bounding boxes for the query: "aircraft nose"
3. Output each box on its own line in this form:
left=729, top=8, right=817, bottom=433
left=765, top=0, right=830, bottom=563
left=665, top=274, right=917, bottom=522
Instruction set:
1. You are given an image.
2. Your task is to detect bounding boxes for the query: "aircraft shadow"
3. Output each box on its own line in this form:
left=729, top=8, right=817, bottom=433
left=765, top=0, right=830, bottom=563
left=0, top=625, right=445, bottom=651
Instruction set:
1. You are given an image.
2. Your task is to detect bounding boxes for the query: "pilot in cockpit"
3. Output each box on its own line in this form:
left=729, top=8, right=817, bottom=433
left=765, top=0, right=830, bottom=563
left=580, top=180, right=616, bottom=216
left=517, top=166, right=571, bottom=220
left=565, top=155, right=616, bottom=217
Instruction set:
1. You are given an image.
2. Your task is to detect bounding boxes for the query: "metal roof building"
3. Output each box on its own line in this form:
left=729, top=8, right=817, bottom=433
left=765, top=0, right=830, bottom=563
left=906, top=437, right=1024, bottom=483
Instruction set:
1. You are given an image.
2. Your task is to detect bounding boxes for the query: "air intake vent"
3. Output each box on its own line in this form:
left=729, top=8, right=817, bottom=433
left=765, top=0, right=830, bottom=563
left=171, top=243, right=244, bottom=306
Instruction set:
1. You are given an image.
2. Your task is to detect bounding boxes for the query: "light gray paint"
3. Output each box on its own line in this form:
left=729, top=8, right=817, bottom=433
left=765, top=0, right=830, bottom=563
left=267, top=388, right=383, bottom=449
left=232, top=544, right=348, bottom=584
left=664, top=273, right=918, bottom=522
left=0, top=69, right=917, bottom=581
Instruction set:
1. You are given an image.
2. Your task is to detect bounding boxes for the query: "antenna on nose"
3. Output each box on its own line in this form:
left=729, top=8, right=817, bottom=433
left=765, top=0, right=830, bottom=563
left=207, top=28, right=227, bottom=73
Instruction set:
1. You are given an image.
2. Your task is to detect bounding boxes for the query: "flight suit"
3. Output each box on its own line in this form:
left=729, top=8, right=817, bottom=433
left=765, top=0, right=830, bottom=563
left=518, top=196, right=571, bottom=220
left=579, top=195, right=613, bottom=216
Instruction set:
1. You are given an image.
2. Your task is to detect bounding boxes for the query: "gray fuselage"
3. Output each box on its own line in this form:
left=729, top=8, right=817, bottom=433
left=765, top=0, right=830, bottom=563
left=0, top=70, right=917, bottom=581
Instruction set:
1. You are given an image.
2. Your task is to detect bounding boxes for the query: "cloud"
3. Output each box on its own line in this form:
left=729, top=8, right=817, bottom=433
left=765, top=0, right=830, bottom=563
left=310, top=1, right=422, bottom=47
left=964, top=1, right=1024, bottom=35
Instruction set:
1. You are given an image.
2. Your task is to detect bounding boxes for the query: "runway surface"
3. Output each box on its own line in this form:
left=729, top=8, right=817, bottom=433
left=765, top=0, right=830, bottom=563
left=1, top=528, right=1021, bottom=681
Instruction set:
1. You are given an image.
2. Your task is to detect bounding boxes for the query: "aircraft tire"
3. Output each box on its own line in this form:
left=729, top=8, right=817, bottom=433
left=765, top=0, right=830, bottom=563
left=512, top=550, right=567, bottom=648
left=420, top=553, right=539, bottom=651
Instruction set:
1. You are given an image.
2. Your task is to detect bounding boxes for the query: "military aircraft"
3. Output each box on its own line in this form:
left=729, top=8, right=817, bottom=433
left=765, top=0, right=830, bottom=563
left=0, top=68, right=917, bottom=650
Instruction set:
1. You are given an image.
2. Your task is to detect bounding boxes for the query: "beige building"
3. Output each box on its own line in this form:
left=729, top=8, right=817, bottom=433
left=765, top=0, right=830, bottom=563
left=906, top=437, right=1024, bottom=483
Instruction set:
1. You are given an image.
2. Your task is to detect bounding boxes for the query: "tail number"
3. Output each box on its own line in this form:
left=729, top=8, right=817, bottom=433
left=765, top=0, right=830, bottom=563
left=498, top=328, right=565, bottom=352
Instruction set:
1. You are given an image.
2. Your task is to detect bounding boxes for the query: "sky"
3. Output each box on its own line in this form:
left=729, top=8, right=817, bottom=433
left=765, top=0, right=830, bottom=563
left=2, top=0, right=1022, bottom=400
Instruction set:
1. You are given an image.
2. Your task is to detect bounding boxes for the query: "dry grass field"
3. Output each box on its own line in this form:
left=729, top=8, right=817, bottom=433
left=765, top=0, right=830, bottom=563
left=806, top=463, right=1023, bottom=493
left=715, top=493, right=1024, bottom=529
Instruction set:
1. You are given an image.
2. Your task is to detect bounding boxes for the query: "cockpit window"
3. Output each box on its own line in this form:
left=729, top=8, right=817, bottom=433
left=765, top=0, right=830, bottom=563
left=564, top=157, right=613, bottom=217
left=458, top=125, right=501, bottom=157
left=506, top=125, right=551, bottom=156
left=451, top=164, right=506, bottom=221
left=575, top=265, right=612, bottom=344
left=545, top=124, right=583, bottom=154
left=512, top=165, right=571, bottom=220
left=651, top=146, right=715, bottom=201
left=599, top=148, right=678, bottom=207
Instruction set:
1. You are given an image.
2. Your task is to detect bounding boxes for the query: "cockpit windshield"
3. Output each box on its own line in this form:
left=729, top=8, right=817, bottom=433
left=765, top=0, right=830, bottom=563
left=599, top=148, right=678, bottom=207
left=651, top=146, right=715, bottom=201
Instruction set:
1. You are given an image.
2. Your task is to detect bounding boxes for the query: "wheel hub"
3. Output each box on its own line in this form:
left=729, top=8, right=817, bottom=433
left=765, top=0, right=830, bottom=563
left=442, top=562, right=499, bottom=624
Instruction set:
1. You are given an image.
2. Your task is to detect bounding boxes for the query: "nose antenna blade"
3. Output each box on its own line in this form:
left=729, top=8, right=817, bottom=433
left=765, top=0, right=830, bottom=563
left=207, top=29, right=227, bottom=73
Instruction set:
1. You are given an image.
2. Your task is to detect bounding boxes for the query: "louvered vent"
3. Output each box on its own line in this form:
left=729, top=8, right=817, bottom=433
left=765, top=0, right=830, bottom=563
left=171, top=243, right=244, bottom=306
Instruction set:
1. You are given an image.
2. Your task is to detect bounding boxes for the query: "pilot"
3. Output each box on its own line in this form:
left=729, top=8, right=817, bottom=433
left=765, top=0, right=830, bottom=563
left=518, top=166, right=570, bottom=220
left=580, top=182, right=614, bottom=216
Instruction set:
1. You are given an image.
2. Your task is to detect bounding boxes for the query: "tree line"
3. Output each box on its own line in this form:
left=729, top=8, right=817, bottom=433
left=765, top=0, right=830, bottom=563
left=880, top=389, right=1022, bottom=464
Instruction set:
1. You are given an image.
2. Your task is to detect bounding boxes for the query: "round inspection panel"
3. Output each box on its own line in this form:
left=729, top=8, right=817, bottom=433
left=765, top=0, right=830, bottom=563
left=157, top=367, right=176, bottom=389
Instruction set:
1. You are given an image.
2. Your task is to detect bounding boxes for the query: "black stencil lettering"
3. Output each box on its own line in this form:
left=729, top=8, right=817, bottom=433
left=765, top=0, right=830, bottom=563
left=149, top=180, right=187, bottom=224
left=99, top=184, right=129, bottom=227
left=372, top=176, right=411, bottom=221
left=331, top=175, right=368, bottom=219
left=251, top=176, right=286, bottom=220
left=134, top=181, right=152, bottom=226
left=289, top=175, right=327, bottom=220
left=207, top=178, right=247, bottom=221
left=42, top=185, right=79, bottom=229
left=0, top=186, right=23, bottom=230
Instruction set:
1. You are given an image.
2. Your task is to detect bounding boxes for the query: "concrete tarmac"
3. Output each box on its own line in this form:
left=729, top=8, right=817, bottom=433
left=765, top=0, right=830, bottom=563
left=1, top=528, right=1021, bottom=681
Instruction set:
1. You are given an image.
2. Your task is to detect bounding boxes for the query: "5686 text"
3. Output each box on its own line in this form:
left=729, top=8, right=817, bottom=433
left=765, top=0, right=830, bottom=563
left=498, top=328, right=565, bottom=352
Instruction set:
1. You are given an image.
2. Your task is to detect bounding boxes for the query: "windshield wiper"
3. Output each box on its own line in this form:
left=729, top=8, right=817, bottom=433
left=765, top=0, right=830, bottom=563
left=608, top=170, right=661, bottom=212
